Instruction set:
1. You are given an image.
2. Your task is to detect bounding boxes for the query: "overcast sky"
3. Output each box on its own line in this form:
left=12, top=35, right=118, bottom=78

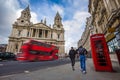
left=0, top=0, right=90, bottom=52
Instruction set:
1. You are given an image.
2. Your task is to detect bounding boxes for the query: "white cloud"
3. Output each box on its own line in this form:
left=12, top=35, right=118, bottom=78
left=0, top=0, right=20, bottom=44
left=31, top=12, right=39, bottom=23
left=52, top=4, right=64, bottom=17
left=34, top=4, right=64, bottom=26
left=15, top=9, right=38, bottom=24
left=0, top=0, right=90, bottom=54
left=0, top=36, right=8, bottom=44
left=0, top=0, right=38, bottom=44
left=63, top=11, right=90, bottom=52
left=73, top=11, right=90, bottom=21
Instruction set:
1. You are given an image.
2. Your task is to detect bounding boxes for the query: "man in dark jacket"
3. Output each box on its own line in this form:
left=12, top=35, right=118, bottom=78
left=69, top=47, right=77, bottom=71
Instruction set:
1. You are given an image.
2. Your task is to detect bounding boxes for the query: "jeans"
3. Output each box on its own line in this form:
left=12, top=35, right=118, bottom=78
left=80, top=55, right=86, bottom=71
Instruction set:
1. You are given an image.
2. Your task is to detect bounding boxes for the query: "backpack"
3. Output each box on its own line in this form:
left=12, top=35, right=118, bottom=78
left=79, top=48, right=87, bottom=55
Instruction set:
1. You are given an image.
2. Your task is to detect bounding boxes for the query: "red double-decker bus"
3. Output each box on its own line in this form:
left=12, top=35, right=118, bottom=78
left=17, top=39, right=59, bottom=61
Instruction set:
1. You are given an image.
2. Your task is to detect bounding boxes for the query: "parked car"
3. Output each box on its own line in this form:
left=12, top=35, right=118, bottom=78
left=0, top=52, right=4, bottom=61
left=0, top=52, right=16, bottom=61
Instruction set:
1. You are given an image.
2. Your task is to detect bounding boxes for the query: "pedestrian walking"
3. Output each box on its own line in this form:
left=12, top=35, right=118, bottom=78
left=77, top=46, right=88, bottom=74
left=69, top=47, right=77, bottom=71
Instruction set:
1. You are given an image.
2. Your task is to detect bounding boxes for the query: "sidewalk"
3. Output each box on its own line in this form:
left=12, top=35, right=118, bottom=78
left=0, top=59, right=120, bottom=80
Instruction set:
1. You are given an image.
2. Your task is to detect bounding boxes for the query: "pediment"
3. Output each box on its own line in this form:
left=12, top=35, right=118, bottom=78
left=33, top=23, right=51, bottom=30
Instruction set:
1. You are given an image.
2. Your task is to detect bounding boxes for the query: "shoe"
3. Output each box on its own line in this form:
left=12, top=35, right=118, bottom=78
left=73, top=68, right=75, bottom=71
left=82, top=71, right=86, bottom=74
left=72, top=66, right=75, bottom=71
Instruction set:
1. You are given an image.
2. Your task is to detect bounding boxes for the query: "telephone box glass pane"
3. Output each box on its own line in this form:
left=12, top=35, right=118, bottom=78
left=94, top=40, right=107, bottom=66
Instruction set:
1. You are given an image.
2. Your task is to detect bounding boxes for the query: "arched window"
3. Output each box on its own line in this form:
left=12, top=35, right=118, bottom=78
left=57, top=25, right=60, bottom=28
left=18, top=30, right=21, bottom=36
left=58, top=34, right=60, bottom=39
left=27, top=32, right=29, bottom=37
left=15, top=44, right=18, bottom=49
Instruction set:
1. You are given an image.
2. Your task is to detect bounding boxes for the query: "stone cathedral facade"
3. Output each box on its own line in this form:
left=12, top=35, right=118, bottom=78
left=6, top=6, right=65, bottom=56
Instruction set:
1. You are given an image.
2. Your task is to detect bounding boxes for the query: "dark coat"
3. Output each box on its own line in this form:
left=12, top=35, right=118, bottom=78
left=69, top=49, right=76, bottom=59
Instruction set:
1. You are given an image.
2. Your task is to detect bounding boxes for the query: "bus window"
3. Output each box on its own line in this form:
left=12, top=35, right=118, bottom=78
left=29, top=50, right=38, bottom=54
left=37, top=51, right=50, bottom=55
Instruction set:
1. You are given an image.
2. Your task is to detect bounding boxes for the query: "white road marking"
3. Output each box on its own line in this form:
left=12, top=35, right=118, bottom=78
left=0, top=70, right=30, bottom=79
left=24, top=70, right=30, bottom=73
left=0, top=74, right=14, bottom=78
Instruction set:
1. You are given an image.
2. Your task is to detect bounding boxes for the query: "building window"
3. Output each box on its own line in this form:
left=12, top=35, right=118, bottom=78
left=50, top=42, right=52, bottom=44
left=115, top=26, right=120, bottom=48
left=15, top=44, right=18, bottom=49
left=21, top=20, right=24, bottom=23
left=96, top=29, right=98, bottom=33
left=58, top=34, right=60, bottom=39
left=107, top=38, right=119, bottom=53
left=27, top=32, right=29, bottom=37
left=18, top=30, right=21, bottom=36
left=57, top=25, right=60, bottom=28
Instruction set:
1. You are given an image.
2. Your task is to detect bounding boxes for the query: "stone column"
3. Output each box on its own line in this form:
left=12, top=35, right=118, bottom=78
left=18, top=42, right=22, bottom=52
left=29, top=28, right=32, bottom=37
left=36, top=29, right=38, bottom=37
left=31, top=28, right=33, bottom=37
left=44, top=30, right=45, bottom=38
left=48, top=31, right=50, bottom=38
left=6, top=43, right=10, bottom=52
left=9, top=42, right=12, bottom=52
left=50, top=31, right=52, bottom=38
left=11, top=42, right=14, bottom=53
left=29, top=29, right=31, bottom=37
left=37, top=29, right=39, bottom=37
left=10, top=42, right=12, bottom=52
left=13, top=42, right=16, bottom=53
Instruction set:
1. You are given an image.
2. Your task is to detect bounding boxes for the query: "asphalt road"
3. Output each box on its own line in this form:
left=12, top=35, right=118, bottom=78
left=0, top=58, right=77, bottom=76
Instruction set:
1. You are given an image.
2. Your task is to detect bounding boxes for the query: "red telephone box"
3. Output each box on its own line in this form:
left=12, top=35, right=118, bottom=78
left=90, top=34, right=113, bottom=72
